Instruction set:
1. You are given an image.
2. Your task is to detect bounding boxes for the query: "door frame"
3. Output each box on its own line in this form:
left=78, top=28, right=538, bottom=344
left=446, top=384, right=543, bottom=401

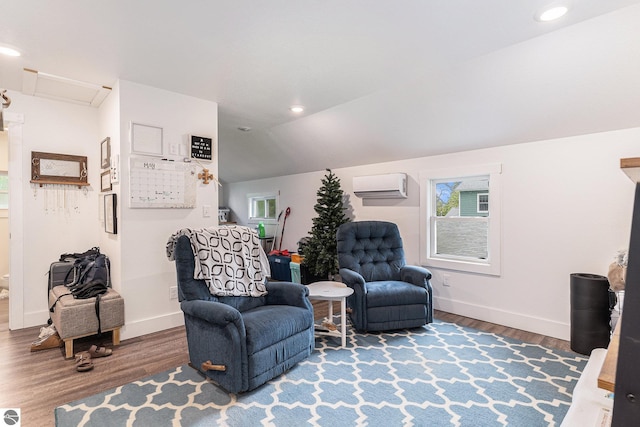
left=5, top=111, right=24, bottom=330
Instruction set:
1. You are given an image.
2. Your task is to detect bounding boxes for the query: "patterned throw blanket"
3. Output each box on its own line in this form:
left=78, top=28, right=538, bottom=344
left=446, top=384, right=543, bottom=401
left=167, top=226, right=269, bottom=297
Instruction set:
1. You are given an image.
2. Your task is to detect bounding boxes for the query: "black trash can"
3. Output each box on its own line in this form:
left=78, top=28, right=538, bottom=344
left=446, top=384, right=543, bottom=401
left=570, top=273, right=614, bottom=355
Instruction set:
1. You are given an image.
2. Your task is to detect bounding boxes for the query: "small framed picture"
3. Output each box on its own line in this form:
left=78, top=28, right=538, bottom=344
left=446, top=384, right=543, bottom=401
left=100, top=137, right=111, bottom=169
left=131, top=122, right=163, bottom=157
left=101, top=170, right=112, bottom=192
left=105, top=193, right=117, bottom=234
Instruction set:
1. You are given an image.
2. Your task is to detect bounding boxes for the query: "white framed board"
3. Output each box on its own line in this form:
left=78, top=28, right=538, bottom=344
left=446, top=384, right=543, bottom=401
left=129, top=156, right=197, bottom=208
left=131, top=123, right=163, bottom=157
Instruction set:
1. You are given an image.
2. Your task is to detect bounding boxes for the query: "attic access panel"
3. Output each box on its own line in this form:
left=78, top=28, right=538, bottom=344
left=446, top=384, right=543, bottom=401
left=22, top=68, right=111, bottom=107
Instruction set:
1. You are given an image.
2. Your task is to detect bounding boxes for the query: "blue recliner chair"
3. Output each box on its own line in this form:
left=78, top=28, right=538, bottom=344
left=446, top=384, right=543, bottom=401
left=336, top=221, right=433, bottom=332
left=172, top=234, right=314, bottom=393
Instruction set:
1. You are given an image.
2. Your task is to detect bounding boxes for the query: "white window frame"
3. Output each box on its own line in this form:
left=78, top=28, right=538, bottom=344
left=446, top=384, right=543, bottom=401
left=419, top=163, right=502, bottom=276
left=0, top=171, right=8, bottom=217
left=247, top=192, right=279, bottom=225
left=477, top=193, right=489, bottom=214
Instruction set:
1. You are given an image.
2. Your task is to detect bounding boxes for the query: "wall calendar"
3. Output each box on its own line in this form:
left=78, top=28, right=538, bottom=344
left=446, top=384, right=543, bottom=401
left=129, top=156, right=197, bottom=208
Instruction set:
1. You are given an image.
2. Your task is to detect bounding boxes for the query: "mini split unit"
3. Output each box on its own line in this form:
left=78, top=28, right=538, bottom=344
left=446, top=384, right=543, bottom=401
left=353, top=173, right=407, bottom=199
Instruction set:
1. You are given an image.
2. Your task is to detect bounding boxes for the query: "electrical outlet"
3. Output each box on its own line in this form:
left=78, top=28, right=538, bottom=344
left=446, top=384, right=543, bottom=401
left=442, top=274, right=451, bottom=287
left=169, top=286, right=178, bottom=299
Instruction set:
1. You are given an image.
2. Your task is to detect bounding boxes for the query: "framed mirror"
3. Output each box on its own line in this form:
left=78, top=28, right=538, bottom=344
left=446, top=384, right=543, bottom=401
left=31, top=151, right=89, bottom=187
left=105, top=193, right=117, bottom=234
left=100, top=137, right=111, bottom=169
left=101, top=170, right=112, bottom=192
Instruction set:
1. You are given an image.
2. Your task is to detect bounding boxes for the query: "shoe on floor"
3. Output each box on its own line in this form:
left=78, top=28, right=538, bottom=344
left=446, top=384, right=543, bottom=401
left=75, top=352, right=94, bottom=372
left=88, top=344, right=112, bottom=358
left=30, top=332, right=63, bottom=352
left=31, top=324, right=58, bottom=346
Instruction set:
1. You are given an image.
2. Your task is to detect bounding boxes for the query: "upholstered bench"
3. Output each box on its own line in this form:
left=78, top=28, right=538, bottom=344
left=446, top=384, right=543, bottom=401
left=48, top=285, right=125, bottom=358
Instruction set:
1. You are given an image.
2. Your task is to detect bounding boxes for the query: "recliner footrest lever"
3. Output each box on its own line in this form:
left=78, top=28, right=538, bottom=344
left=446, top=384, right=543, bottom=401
left=201, top=360, right=226, bottom=371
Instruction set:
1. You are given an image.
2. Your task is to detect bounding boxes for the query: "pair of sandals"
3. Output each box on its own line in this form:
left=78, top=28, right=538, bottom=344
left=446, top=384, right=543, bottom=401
left=75, top=345, right=112, bottom=372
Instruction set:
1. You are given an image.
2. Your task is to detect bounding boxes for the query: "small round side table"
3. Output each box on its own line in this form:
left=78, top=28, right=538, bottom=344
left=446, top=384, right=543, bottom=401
left=306, top=281, right=354, bottom=348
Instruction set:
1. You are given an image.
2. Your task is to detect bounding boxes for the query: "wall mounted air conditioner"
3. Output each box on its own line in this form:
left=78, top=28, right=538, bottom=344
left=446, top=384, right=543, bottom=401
left=353, top=173, right=407, bottom=199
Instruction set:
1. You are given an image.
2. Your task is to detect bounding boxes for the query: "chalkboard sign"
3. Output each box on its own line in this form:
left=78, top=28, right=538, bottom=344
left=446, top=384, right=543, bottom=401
left=190, top=135, right=213, bottom=161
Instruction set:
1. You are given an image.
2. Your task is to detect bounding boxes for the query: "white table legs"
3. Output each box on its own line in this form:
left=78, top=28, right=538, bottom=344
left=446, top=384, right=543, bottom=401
left=318, top=297, right=348, bottom=348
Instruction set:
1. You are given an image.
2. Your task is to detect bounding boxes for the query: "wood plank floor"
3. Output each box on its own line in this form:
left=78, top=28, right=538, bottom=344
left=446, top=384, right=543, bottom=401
left=0, top=300, right=571, bottom=427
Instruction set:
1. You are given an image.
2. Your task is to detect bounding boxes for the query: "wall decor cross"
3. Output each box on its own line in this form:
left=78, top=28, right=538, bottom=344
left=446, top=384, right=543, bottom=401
left=198, top=168, right=214, bottom=185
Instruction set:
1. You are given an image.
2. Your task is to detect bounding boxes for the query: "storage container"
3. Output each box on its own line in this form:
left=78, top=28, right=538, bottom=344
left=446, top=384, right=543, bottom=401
left=218, top=208, right=230, bottom=223
left=290, top=262, right=301, bottom=284
left=268, top=254, right=292, bottom=282
left=570, top=273, right=615, bottom=355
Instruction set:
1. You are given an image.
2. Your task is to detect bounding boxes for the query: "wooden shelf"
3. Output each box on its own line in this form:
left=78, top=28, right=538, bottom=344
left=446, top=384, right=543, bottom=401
left=598, top=319, right=621, bottom=391
left=30, top=180, right=90, bottom=188
left=621, top=157, right=640, bottom=183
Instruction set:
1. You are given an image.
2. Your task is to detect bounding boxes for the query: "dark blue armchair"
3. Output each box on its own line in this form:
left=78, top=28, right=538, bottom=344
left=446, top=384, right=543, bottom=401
left=336, top=221, right=433, bottom=332
left=173, top=235, right=314, bottom=393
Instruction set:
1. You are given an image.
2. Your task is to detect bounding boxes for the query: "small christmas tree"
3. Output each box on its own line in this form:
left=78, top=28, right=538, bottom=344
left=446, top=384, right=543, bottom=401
left=303, top=169, right=350, bottom=279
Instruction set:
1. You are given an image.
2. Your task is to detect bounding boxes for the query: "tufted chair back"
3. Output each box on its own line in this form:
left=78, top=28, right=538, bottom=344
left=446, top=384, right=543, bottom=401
left=336, top=221, right=406, bottom=282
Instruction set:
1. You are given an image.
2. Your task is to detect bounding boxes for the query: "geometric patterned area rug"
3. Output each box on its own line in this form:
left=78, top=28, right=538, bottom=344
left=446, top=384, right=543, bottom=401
left=55, top=320, right=587, bottom=427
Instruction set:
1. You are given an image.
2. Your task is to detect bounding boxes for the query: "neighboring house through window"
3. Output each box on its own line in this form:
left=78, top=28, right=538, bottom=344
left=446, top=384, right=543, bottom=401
left=477, top=193, right=489, bottom=214
left=419, top=164, right=502, bottom=276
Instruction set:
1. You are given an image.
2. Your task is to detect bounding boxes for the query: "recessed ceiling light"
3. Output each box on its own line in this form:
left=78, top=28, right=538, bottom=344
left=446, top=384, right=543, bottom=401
left=0, top=46, right=21, bottom=57
left=290, top=105, right=304, bottom=113
left=237, top=126, right=252, bottom=132
left=536, top=5, right=569, bottom=22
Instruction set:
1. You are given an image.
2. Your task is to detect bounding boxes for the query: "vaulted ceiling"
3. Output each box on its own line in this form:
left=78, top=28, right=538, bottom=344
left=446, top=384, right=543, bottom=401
left=2, top=1, right=640, bottom=182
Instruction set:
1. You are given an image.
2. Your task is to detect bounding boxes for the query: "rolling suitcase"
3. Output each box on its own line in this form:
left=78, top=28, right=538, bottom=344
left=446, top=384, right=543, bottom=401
left=48, top=261, right=75, bottom=292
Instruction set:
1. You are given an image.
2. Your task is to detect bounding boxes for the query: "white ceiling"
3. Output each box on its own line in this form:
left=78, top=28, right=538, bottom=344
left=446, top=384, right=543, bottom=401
left=1, top=1, right=640, bottom=182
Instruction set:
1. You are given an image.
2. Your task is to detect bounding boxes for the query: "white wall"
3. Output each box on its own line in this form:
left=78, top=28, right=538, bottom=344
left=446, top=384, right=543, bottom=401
left=8, top=91, right=100, bottom=327
left=7, top=82, right=218, bottom=339
left=116, top=80, right=219, bottom=339
left=227, top=127, right=639, bottom=340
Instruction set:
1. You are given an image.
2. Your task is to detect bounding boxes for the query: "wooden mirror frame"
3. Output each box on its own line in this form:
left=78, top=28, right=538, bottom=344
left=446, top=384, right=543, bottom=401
left=31, top=151, right=89, bottom=187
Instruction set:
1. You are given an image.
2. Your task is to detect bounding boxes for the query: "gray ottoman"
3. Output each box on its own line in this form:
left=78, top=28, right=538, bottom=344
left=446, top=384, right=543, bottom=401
left=49, top=285, right=125, bottom=358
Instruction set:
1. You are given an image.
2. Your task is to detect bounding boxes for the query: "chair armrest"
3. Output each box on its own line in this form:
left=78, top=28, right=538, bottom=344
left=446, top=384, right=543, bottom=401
left=339, top=268, right=365, bottom=287
left=180, top=300, right=242, bottom=326
left=339, top=268, right=368, bottom=297
left=265, top=281, right=312, bottom=310
left=400, top=265, right=432, bottom=287
left=401, top=265, right=434, bottom=323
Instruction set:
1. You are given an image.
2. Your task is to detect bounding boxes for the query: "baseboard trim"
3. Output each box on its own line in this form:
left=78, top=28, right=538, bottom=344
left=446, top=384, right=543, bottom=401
left=120, top=311, right=185, bottom=340
left=433, top=296, right=570, bottom=340
left=24, top=310, right=50, bottom=329
left=22, top=309, right=185, bottom=340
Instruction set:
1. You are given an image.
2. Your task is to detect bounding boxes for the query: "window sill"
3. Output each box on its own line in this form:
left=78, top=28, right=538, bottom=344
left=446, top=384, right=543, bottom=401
left=424, top=256, right=500, bottom=276
left=248, top=219, right=278, bottom=225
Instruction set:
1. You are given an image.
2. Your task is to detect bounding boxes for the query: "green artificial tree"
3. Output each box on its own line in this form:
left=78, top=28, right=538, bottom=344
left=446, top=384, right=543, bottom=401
left=303, top=169, right=350, bottom=279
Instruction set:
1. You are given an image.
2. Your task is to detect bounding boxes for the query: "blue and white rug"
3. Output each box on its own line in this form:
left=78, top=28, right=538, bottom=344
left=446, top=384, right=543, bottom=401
left=55, top=320, right=587, bottom=426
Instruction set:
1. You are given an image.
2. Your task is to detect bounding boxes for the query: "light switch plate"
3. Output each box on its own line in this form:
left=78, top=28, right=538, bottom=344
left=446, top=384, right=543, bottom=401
left=110, top=154, right=119, bottom=183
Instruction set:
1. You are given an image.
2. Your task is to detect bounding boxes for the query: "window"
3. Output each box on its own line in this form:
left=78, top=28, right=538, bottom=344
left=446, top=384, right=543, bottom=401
left=419, top=164, right=501, bottom=276
left=477, top=193, right=489, bottom=213
left=0, top=172, right=7, bottom=210
left=248, top=193, right=278, bottom=222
